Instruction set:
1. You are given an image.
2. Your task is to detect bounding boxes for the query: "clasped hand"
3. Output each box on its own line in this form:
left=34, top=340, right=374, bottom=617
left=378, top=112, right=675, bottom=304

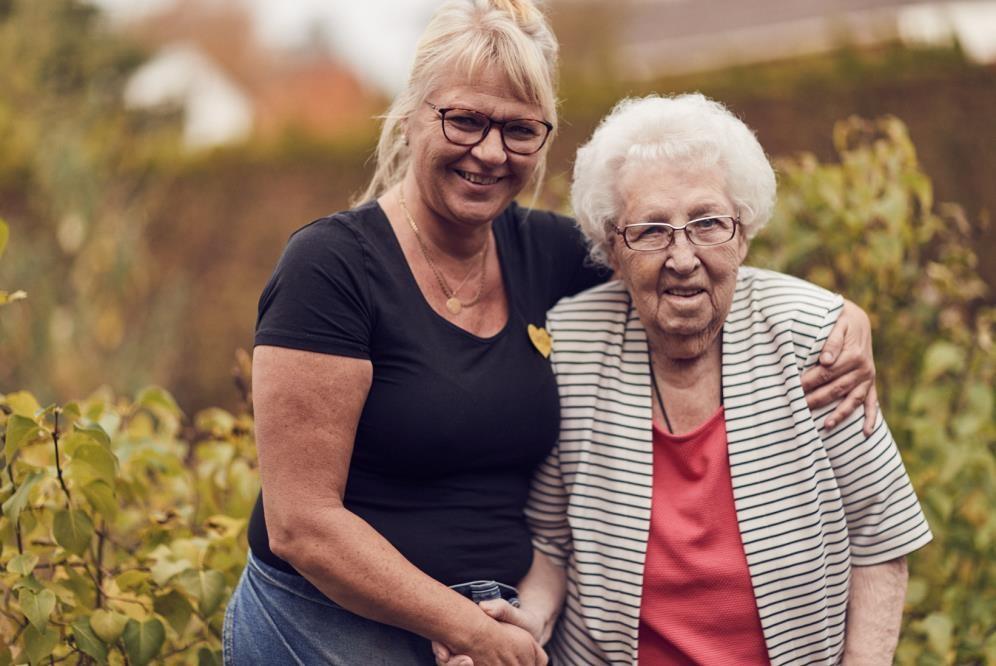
left=433, top=600, right=547, bottom=666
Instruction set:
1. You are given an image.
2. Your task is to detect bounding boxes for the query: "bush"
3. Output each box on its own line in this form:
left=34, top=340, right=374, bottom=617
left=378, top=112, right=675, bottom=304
left=0, top=381, right=257, bottom=664
left=1, top=117, right=992, bottom=663
left=752, top=116, right=995, bottom=663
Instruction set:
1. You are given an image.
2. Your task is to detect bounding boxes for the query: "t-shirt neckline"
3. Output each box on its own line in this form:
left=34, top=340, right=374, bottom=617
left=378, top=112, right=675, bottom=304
left=371, top=200, right=514, bottom=344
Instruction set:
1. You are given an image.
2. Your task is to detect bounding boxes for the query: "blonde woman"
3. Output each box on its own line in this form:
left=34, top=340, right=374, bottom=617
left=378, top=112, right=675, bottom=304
left=223, top=2, right=878, bottom=664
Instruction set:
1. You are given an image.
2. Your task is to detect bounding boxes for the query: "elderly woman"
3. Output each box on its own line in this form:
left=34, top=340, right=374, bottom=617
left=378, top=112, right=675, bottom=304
left=224, top=1, right=879, bottom=663
left=507, top=94, right=932, bottom=665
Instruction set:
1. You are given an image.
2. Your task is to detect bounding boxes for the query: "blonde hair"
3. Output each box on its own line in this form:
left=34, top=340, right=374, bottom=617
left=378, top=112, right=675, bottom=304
left=354, top=0, right=559, bottom=205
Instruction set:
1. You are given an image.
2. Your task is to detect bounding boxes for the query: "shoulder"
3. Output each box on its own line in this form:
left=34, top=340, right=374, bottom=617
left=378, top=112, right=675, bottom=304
left=279, top=203, right=381, bottom=268
left=730, top=267, right=843, bottom=327
left=498, top=202, right=586, bottom=249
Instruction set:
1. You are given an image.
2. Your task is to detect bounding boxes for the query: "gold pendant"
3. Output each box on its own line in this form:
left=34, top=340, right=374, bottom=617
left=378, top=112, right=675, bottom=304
left=446, top=298, right=462, bottom=315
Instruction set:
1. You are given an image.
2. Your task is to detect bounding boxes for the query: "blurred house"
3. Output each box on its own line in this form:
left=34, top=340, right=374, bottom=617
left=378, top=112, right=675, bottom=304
left=554, top=0, right=996, bottom=78
left=121, top=0, right=383, bottom=150
left=125, top=43, right=254, bottom=149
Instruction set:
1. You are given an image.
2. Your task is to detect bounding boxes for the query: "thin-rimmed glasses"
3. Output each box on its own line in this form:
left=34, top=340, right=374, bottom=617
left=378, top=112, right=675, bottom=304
left=614, top=214, right=740, bottom=251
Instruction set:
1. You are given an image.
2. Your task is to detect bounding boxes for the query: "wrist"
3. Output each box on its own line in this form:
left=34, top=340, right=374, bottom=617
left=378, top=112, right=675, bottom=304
left=447, top=610, right=494, bottom=655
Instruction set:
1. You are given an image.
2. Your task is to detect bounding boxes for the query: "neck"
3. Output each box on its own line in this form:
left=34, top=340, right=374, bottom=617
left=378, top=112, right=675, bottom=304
left=648, top=334, right=721, bottom=391
left=397, top=179, right=491, bottom=261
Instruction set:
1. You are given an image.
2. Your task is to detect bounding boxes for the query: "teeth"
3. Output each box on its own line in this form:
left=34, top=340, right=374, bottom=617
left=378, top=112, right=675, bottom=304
left=457, top=170, right=500, bottom=185
left=666, top=288, right=703, bottom=296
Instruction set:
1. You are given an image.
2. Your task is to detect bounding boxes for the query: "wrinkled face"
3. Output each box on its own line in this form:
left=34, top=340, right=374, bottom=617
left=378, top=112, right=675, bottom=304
left=610, top=160, right=748, bottom=360
left=406, top=65, right=547, bottom=228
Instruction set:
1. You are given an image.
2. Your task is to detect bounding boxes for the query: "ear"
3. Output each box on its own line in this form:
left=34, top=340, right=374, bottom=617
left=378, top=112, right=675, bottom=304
left=605, top=231, right=622, bottom=272
left=736, top=230, right=749, bottom=263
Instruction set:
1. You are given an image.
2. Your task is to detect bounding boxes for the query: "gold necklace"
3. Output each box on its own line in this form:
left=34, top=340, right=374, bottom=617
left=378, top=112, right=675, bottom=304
left=398, top=189, right=489, bottom=315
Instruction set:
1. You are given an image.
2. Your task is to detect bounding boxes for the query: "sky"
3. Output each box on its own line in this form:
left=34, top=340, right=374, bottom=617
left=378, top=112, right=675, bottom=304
left=90, top=0, right=442, bottom=93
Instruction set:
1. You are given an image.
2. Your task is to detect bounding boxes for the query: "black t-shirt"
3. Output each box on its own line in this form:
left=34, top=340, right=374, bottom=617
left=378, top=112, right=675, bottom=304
left=247, top=200, right=608, bottom=586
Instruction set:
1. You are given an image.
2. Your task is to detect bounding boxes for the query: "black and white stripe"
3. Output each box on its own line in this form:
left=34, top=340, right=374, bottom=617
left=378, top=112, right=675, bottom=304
left=526, top=267, right=932, bottom=665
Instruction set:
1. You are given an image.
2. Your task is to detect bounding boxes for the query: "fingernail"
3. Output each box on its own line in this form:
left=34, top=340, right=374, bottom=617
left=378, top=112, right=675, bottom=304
left=826, top=419, right=836, bottom=429
left=821, top=352, right=834, bottom=364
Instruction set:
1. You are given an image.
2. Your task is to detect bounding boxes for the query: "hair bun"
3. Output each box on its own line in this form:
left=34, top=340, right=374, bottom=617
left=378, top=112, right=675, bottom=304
left=491, top=0, right=543, bottom=24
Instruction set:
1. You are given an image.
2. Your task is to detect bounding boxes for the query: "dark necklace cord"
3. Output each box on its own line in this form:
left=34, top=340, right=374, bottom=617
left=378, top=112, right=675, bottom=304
left=648, top=349, right=675, bottom=434
left=647, top=342, right=725, bottom=436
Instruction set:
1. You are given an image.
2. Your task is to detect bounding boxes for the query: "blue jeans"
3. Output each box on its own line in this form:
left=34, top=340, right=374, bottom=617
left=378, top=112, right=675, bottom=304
left=223, top=553, right=519, bottom=665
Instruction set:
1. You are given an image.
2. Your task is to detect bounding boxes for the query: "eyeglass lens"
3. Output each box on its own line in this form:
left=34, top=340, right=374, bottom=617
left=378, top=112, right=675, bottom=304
left=624, top=217, right=737, bottom=250
left=441, top=109, right=549, bottom=154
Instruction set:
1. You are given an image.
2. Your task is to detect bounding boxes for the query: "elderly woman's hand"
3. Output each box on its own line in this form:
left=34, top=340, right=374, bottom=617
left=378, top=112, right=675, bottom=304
left=432, top=600, right=548, bottom=666
left=801, top=299, right=878, bottom=435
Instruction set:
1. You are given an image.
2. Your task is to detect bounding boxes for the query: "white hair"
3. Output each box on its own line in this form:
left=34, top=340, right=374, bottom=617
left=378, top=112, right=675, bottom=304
left=355, top=0, right=559, bottom=205
left=571, top=93, right=776, bottom=266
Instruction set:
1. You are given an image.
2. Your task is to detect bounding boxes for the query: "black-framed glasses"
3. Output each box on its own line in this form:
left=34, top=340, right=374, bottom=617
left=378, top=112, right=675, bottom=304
left=426, top=102, right=553, bottom=155
left=614, top=214, right=740, bottom=252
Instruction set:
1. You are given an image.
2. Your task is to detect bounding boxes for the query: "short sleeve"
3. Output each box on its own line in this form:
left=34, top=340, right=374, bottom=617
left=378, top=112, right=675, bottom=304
left=254, top=217, right=373, bottom=359
left=805, top=305, right=933, bottom=565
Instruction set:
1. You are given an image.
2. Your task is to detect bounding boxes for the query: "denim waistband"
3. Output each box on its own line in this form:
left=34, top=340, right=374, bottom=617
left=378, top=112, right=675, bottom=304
left=449, top=580, right=520, bottom=607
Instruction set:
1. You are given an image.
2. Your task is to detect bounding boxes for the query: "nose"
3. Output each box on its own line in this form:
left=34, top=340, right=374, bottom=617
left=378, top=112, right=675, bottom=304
left=470, top=126, right=508, bottom=165
left=664, top=231, right=700, bottom=275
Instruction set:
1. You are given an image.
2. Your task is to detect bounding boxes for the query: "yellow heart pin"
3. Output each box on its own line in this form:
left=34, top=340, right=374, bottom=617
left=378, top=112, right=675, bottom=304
left=527, top=324, right=552, bottom=359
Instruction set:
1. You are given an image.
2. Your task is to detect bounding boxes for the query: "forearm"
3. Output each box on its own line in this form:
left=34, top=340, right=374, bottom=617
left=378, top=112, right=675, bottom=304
left=843, top=557, right=908, bottom=665
left=516, top=549, right=567, bottom=644
left=271, top=504, right=490, bottom=653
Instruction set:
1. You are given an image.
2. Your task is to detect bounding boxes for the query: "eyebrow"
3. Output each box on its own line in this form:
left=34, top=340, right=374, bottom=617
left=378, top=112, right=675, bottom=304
left=634, top=202, right=728, bottom=224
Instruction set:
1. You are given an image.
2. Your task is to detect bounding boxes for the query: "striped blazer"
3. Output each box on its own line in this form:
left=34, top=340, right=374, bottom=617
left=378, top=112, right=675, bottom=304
left=525, top=267, right=932, bottom=665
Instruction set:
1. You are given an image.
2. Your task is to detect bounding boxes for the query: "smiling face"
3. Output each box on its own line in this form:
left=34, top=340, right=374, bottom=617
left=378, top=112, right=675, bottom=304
left=611, top=160, right=748, bottom=360
left=405, top=65, right=547, bottom=230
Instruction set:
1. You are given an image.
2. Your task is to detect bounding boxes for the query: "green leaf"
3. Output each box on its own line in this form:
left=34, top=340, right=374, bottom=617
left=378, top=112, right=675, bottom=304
left=71, top=618, right=108, bottom=665
left=151, top=560, right=187, bottom=587
left=64, top=563, right=96, bottom=609
left=74, top=423, right=112, bottom=449
left=918, top=612, right=953, bottom=656
left=175, top=569, right=227, bottom=616
left=153, top=589, right=194, bottom=635
left=921, top=341, right=966, bottom=382
left=67, top=443, right=118, bottom=487
left=18, top=587, right=56, bottom=631
left=115, top=569, right=151, bottom=592
left=21, top=624, right=58, bottom=665
left=197, top=647, right=221, bottom=666
left=8, top=552, right=39, bottom=576
left=4, top=414, right=44, bottom=458
left=5, top=391, right=41, bottom=417
left=2, top=471, right=43, bottom=524
left=122, top=618, right=166, bottom=666
left=135, top=386, right=183, bottom=418
left=90, top=609, right=129, bottom=643
left=81, top=480, right=118, bottom=520
left=0, top=219, right=8, bottom=259
left=53, top=509, right=94, bottom=556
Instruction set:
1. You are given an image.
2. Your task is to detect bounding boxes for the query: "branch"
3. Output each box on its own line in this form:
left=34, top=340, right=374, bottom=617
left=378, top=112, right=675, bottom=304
left=7, top=464, right=23, bottom=554
left=52, top=410, right=73, bottom=505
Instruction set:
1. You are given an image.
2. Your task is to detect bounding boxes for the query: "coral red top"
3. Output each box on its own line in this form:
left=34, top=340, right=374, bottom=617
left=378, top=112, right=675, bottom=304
left=637, top=408, right=770, bottom=665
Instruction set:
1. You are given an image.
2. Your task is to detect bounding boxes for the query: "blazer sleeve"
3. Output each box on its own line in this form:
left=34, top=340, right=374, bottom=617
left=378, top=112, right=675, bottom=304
left=803, top=304, right=933, bottom=565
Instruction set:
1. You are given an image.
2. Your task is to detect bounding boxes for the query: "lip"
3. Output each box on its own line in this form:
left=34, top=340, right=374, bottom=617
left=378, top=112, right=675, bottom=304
left=660, top=288, right=708, bottom=308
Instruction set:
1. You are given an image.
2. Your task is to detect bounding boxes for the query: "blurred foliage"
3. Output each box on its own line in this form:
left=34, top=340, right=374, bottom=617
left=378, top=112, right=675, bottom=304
left=0, top=0, right=183, bottom=399
left=0, top=380, right=257, bottom=664
left=751, top=116, right=996, bottom=664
